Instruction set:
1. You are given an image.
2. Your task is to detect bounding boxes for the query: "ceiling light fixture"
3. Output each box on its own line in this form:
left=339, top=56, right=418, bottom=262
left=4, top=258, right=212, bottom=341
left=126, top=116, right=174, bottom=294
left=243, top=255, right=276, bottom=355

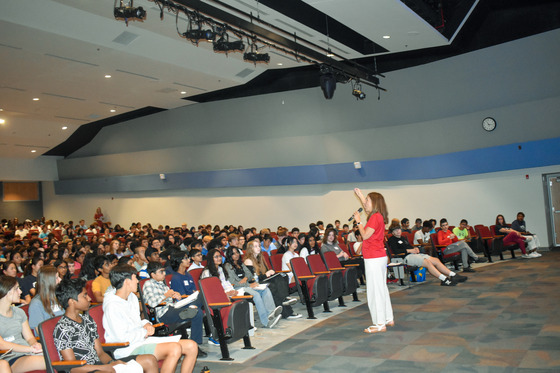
left=383, top=35, right=391, bottom=39
left=319, top=66, right=337, bottom=100
left=33, top=98, right=39, bottom=101
left=352, top=81, right=366, bottom=100
left=105, top=74, right=112, bottom=78
left=213, top=33, right=245, bottom=54
left=62, top=126, right=68, bottom=130
left=0, top=119, right=5, bottom=124
left=31, top=150, right=37, bottom=153
left=243, top=39, right=269, bottom=64
left=114, top=0, right=146, bottom=26
left=180, top=91, right=187, bottom=94
left=110, top=109, right=116, bottom=113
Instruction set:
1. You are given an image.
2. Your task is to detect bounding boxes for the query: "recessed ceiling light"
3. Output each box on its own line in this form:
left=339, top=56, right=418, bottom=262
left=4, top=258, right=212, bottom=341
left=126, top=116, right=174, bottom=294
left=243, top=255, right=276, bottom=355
left=277, top=63, right=283, bottom=66
left=0, top=108, right=3, bottom=111
left=110, top=109, right=116, bottom=113
left=62, top=126, right=68, bottom=130
left=180, top=91, right=187, bottom=94
left=383, top=35, right=391, bottom=39
left=105, top=74, right=112, bottom=78
left=33, top=98, right=40, bottom=101
left=0, top=119, right=5, bottom=124
left=31, top=150, right=37, bottom=153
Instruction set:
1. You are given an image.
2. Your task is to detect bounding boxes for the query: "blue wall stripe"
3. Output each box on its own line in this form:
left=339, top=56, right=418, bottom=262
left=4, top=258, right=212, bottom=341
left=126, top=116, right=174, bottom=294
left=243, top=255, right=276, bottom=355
left=54, top=137, right=560, bottom=194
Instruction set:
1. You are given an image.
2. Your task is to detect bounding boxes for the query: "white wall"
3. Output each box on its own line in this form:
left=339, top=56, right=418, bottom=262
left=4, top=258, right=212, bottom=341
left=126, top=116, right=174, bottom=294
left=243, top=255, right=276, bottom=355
left=0, top=156, right=59, bottom=181
left=43, top=165, right=559, bottom=247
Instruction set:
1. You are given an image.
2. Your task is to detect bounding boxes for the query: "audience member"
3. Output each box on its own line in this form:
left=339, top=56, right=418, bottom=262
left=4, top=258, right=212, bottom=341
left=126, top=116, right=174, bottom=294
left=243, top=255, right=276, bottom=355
left=437, top=218, right=487, bottom=272
left=511, top=212, right=542, bottom=257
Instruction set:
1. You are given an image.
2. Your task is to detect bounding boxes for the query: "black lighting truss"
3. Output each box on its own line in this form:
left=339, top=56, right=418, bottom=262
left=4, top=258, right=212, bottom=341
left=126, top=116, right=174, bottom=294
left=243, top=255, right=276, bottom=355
left=148, top=0, right=385, bottom=91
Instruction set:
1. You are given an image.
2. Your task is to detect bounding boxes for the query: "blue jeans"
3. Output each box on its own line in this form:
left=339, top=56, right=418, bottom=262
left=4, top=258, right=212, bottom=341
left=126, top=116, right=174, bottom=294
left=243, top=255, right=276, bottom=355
left=241, top=286, right=276, bottom=327
left=160, top=301, right=204, bottom=344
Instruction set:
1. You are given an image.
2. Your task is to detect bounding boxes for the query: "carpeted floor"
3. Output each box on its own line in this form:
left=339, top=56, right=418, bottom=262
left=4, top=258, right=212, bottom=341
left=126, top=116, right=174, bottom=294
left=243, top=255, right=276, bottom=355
left=192, top=250, right=560, bottom=372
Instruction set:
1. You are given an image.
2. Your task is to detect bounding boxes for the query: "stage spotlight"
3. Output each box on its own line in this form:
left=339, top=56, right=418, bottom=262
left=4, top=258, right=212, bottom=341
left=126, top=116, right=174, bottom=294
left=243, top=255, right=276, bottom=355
left=213, top=34, right=245, bottom=53
left=184, top=29, right=215, bottom=42
left=320, top=71, right=336, bottom=99
left=352, top=89, right=366, bottom=100
left=114, top=1, right=146, bottom=23
left=243, top=52, right=270, bottom=63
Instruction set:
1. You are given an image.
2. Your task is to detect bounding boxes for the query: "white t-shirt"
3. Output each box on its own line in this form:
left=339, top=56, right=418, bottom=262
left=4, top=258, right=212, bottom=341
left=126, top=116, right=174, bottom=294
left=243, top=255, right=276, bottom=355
left=282, top=251, right=299, bottom=282
left=413, top=230, right=430, bottom=245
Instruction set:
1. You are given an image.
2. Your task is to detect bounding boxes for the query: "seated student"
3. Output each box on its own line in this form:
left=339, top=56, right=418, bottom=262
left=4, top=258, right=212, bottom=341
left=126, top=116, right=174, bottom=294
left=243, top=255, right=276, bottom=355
left=281, top=237, right=300, bottom=284
left=1, top=262, right=26, bottom=304
left=200, top=249, right=237, bottom=298
left=388, top=226, right=467, bottom=286
left=145, top=246, right=162, bottom=265
left=437, top=218, right=487, bottom=272
left=260, top=234, right=276, bottom=255
left=494, top=214, right=532, bottom=258
left=20, top=257, right=44, bottom=304
left=0, top=275, right=46, bottom=373
left=511, top=212, right=542, bottom=257
left=103, top=264, right=198, bottom=373
left=91, top=256, right=114, bottom=303
left=223, top=247, right=282, bottom=328
left=143, top=261, right=206, bottom=358
left=452, top=219, right=471, bottom=241
left=54, top=278, right=158, bottom=373
left=400, top=218, right=412, bottom=233
left=187, top=249, right=204, bottom=272
left=28, top=266, right=64, bottom=333
left=413, top=220, right=434, bottom=256
left=243, top=239, right=299, bottom=320
left=131, top=244, right=148, bottom=275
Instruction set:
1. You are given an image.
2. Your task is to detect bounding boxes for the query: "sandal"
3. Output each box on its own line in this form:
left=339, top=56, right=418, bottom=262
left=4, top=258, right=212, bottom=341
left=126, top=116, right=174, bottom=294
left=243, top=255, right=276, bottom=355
left=386, top=320, right=395, bottom=327
left=363, top=325, right=386, bottom=334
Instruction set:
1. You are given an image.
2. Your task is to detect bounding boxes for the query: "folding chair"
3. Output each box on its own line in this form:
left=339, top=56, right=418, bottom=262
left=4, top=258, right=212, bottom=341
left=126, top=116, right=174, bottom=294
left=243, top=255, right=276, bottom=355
left=290, top=257, right=329, bottom=319
left=37, top=315, right=86, bottom=373
left=306, top=254, right=344, bottom=309
left=322, top=251, right=359, bottom=301
left=198, top=276, right=254, bottom=361
left=430, top=233, right=460, bottom=270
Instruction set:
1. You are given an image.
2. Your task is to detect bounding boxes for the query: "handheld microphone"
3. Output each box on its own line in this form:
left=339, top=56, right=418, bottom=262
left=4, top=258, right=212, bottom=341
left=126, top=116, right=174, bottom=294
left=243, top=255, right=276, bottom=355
left=348, top=207, right=363, bottom=222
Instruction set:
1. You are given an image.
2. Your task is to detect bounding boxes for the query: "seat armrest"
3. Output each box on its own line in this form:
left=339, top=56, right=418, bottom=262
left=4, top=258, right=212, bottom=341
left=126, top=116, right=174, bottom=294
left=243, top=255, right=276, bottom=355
left=52, top=360, right=87, bottom=369
left=313, top=271, right=330, bottom=275
left=343, top=263, right=359, bottom=267
left=208, top=302, right=232, bottom=309
left=231, top=295, right=253, bottom=301
left=298, top=275, right=315, bottom=280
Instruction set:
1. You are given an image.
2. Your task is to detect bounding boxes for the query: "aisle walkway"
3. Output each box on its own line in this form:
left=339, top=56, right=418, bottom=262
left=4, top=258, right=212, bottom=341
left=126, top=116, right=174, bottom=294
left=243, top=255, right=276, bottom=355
left=193, top=250, right=560, bottom=372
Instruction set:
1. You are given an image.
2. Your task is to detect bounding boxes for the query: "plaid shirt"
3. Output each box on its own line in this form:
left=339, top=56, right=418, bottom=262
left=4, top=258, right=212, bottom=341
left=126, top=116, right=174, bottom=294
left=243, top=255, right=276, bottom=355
left=142, top=278, right=172, bottom=319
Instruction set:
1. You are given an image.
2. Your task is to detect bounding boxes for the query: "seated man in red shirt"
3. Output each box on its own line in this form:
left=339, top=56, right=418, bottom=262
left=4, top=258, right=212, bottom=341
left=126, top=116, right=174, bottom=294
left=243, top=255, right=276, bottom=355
left=437, top=218, right=487, bottom=273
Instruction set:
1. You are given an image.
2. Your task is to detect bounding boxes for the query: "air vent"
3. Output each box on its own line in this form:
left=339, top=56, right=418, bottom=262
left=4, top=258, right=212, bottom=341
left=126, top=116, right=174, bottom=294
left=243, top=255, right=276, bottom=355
left=0, top=43, right=22, bottom=50
left=112, top=31, right=139, bottom=46
left=43, top=92, right=86, bottom=101
left=44, top=54, right=98, bottom=67
left=173, top=82, right=206, bottom=91
left=115, top=69, right=158, bottom=81
left=235, top=68, right=254, bottom=78
left=99, top=101, right=135, bottom=109
left=0, top=86, right=26, bottom=92
left=55, top=115, right=90, bottom=122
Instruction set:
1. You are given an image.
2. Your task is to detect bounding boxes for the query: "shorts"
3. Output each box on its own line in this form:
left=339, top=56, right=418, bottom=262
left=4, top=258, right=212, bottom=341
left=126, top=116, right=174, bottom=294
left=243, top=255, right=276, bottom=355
left=404, top=254, right=432, bottom=267
left=131, top=344, right=157, bottom=355
left=7, top=355, right=25, bottom=366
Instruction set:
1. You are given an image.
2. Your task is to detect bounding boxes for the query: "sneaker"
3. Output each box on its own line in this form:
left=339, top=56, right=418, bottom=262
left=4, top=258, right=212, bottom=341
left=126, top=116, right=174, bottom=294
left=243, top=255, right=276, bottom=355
left=450, top=274, right=468, bottom=283
left=282, top=297, right=298, bottom=306
left=207, top=337, right=220, bottom=346
left=472, top=256, right=488, bottom=263
left=441, top=278, right=457, bottom=286
left=197, top=347, right=208, bottom=358
left=268, top=306, right=283, bottom=321
left=287, top=313, right=302, bottom=320
left=528, top=252, right=540, bottom=258
left=463, top=267, right=476, bottom=273
left=521, top=254, right=532, bottom=259
left=534, top=252, right=542, bottom=257
left=268, top=314, right=282, bottom=328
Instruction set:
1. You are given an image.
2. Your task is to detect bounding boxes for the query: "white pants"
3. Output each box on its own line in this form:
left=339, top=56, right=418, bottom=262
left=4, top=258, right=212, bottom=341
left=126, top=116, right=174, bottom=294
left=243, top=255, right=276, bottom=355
left=364, top=257, right=394, bottom=326
left=523, top=235, right=540, bottom=251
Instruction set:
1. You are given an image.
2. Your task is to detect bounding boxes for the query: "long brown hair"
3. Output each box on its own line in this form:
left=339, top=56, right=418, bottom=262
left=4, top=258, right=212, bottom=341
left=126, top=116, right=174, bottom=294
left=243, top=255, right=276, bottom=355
left=35, top=265, right=60, bottom=316
left=0, top=275, right=18, bottom=300
left=368, top=192, right=389, bottom=224
left=244, top=241, right=268, bottom=276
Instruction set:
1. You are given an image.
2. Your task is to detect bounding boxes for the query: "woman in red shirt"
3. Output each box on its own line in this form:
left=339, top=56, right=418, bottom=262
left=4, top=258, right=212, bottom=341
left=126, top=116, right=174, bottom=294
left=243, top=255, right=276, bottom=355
left=353, top=188, right=393, bottom=334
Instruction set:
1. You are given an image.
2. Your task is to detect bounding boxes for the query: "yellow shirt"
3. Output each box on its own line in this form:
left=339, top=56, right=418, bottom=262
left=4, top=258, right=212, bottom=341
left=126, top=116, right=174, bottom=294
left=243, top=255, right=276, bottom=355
left=91, top=275, right=111, bottom=301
